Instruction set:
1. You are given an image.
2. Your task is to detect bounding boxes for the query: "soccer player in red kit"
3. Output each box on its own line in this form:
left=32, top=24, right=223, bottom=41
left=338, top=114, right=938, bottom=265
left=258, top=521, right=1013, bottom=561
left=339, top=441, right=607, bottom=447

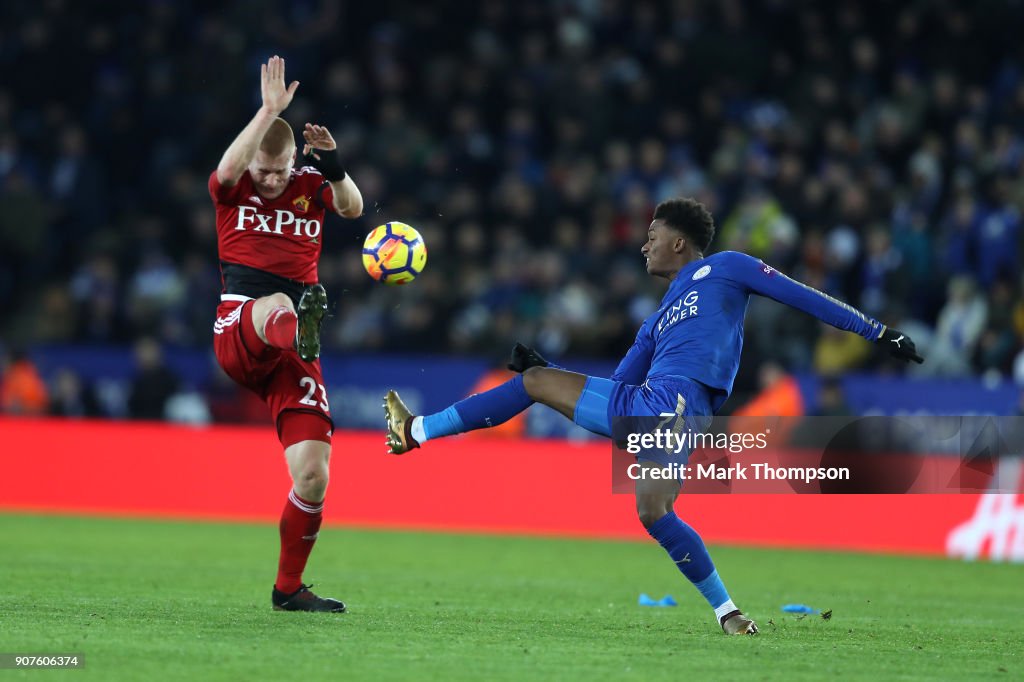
left=209, top=56, right=363, bottom=612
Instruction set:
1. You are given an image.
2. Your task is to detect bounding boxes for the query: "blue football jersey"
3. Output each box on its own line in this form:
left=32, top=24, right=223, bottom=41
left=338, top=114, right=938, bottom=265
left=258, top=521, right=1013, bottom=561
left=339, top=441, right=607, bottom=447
left=610, top=251, right=883, bottom=411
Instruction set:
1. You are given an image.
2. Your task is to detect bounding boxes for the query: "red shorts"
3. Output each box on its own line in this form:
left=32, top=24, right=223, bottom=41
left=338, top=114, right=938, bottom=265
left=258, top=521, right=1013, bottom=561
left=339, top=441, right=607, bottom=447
left=213, top=298, right=333, bottom=448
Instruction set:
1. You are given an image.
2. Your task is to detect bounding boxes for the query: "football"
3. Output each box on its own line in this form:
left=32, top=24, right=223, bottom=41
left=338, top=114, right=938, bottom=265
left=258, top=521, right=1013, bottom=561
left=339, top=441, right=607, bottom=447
left=362, top=222, right=428, bottom=285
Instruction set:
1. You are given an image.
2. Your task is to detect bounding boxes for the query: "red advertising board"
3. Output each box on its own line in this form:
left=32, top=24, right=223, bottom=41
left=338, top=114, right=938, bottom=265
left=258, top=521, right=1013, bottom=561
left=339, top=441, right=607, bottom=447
left=1, top=417, right=1020, bottom=560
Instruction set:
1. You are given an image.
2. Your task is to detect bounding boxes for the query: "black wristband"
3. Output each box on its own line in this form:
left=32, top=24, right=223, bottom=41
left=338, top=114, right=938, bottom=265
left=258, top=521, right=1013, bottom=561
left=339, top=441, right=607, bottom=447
left=306, top=151, right=347, bottom=182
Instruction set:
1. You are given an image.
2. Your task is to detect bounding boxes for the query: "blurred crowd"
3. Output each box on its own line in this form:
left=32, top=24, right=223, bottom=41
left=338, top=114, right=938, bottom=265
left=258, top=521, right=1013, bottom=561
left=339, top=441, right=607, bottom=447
left=3, top=0, right=1024, bottom=421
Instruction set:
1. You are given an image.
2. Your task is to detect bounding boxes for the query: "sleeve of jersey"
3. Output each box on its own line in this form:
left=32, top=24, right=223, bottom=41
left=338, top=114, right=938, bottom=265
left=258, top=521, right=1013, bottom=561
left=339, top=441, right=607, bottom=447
left=729, top=252, right=884, bottom=341
left=610, top=322, right=655, bottom=384
left=208, top=170, right=243, bottom=204
left=314, top=178, right=336, bottom=214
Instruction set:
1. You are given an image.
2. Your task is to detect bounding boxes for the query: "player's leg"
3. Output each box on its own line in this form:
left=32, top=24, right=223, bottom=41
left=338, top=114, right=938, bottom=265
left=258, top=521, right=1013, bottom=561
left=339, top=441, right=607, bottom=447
left=275, top=436, right=331, bottom=592
left=266, top=351, right=343, bottom=612
left=384, top=366, right=590, bottom=453
left=214, top=299, right=341, bottom=612
left=619, top=379, right=756, bottom=634
left=634, top=464, right=755, bottom=634
left=271, top=415, right=345, bottom=613
left=249, top=285, right=328, bottom=362
left=251, top=292, right=297, bottom=347
left=284, top=438, right=331, bottom=505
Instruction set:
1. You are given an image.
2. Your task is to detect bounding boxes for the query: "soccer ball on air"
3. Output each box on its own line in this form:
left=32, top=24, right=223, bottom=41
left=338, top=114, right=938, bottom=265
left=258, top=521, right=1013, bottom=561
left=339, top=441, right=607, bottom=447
left=362, top=222, right=428, bottom=285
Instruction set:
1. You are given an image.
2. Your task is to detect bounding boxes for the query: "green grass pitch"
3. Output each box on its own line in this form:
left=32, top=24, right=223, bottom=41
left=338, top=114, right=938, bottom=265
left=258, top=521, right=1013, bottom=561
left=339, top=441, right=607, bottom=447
left=1, top=513, right=1020, bottom=680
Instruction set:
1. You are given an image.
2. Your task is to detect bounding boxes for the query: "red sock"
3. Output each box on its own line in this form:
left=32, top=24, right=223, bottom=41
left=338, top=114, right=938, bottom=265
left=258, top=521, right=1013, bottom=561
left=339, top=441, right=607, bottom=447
left=263, top=306, right=297, bottom=350
left=275, top=490, right=323, bottom=594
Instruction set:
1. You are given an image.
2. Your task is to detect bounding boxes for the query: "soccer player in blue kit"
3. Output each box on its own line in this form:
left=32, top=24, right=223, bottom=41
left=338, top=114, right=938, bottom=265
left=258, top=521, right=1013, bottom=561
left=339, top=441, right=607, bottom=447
left=383, top=198, right=923, bottom=635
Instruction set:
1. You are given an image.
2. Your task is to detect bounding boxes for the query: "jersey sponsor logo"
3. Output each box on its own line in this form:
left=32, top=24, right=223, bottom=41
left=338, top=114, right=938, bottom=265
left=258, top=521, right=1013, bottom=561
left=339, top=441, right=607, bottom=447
left=292, top=195, right=310, bottom=213
left=692, top=265, right=711, bottom=280
left=762, top=263, right=776, bottom=276
left=656, top=290, right=699, bottom=335
left=234, top=205, right=322, bottom=239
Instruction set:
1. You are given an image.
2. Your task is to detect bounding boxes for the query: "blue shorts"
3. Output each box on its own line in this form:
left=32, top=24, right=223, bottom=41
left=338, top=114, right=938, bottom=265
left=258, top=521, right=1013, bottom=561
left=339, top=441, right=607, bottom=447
left=575, top=376, right=716, bottom=472
left=573, top=376, right=714, bottom=436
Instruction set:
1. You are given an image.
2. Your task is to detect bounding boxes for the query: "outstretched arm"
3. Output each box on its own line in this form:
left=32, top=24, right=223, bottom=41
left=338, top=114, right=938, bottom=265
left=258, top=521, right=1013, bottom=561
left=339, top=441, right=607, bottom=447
left=302, top=123, right=363, bottom=218
left=729, top=252, right=923, bottom=363
left=217, top=56, right=299, bottom=186
left=731, top=252, right=882, bottom=338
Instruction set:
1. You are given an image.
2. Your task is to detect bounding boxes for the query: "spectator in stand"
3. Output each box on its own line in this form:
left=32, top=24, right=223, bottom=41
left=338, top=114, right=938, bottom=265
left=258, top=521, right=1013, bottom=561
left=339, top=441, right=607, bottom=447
left=928, top=276, right=988, bottom=377
left=733, top=362, right=805, bottom=419
left=813, top=323, right=872, bottom=376
left=1012, top=274, right=1024, bottom=361
left=812, top=376, right=853, bottom=417
left=973, top=176, right=1021, bottom=288
left=127, top=337, right=180, bottom=420
left=48, top=368, right=101, bottom=418
left=0, top=0, right=1021, bottom=383
left=0, top=349, right=49, bottom=415
left=974, top=279, right=1018, bottom=379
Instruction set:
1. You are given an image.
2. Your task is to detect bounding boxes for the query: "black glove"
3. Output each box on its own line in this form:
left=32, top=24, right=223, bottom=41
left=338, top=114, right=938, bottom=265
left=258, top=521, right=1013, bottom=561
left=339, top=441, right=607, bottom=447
left=507, top=342, right=549, bottom=373
left=305, top=150, right=347, bottom=182
left=877, top=327, right=924, bottom=364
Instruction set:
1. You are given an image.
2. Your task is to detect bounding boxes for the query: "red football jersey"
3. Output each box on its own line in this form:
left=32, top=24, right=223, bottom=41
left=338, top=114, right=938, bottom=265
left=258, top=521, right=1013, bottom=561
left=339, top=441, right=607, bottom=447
left=208, top=166, right=336, bottom=283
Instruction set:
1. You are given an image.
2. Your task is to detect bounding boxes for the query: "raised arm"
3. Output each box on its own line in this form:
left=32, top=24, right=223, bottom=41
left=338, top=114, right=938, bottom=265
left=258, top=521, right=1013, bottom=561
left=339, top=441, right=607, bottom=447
left=728, top=251, right=923, bottom=363
left=216, top=56, right=299, bottom=187
left=302, top=123, right=364, bottom=219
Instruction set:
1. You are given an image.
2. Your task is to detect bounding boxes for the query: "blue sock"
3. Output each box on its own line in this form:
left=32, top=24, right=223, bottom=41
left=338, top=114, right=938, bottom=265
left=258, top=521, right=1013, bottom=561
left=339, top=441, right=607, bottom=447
left=647, top=511, right=730, bottom=609
left=421, top=406, right=465, bottom=441
left=422, top=374, right=533, bottom=441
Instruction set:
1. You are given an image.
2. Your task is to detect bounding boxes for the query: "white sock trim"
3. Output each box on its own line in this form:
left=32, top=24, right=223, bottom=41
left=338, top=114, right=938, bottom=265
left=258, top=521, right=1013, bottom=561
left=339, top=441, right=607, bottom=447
left=410, top=416, right=426, bottom=444
left=288, top=489, right=323, bottom=514
left=263, top=306, right=291, bottom=339
left=714, top=599, right=739, bottom=622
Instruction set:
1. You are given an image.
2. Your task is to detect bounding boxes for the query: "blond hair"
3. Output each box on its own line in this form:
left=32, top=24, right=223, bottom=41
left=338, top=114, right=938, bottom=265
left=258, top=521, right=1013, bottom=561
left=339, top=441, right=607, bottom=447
left=259, top=117, right=295, bottom=156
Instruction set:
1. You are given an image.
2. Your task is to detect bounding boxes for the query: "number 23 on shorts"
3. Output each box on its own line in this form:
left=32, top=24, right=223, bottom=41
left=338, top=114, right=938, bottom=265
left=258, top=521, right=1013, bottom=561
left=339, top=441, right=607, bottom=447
left=298, top=376, right=330, bottom=412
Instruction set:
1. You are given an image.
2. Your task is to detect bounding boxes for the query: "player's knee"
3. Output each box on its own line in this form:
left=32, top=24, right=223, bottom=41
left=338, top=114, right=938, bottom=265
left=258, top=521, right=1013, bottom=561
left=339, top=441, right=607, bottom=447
left=294, top=465, right=329, bottom=501
left=521, top=366, right=547, bottom=399
left=266, top=292, right=293, bottom=312
left=637, top=507, right=664, bottom=529
left=255, top=292, right=293, bottom=319
left=636, top=498, right=673, bottom=529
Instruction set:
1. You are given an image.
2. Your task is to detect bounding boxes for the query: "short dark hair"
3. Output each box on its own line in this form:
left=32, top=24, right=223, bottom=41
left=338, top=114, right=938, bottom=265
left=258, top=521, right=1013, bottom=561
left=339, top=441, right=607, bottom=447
left=652, top=198, right=716, bottom=253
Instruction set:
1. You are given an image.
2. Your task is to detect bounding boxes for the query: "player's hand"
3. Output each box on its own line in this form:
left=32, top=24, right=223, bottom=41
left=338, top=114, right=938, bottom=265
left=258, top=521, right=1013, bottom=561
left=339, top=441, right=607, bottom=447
left=302, top=123, right=337, bottom=155
left=302, top=124, right=346, bottom=181
left=507, top=342, right=549, bottom=373
left=261, top=55, right=299, bottom=115
left=877, top=327, right=924, bottom=364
